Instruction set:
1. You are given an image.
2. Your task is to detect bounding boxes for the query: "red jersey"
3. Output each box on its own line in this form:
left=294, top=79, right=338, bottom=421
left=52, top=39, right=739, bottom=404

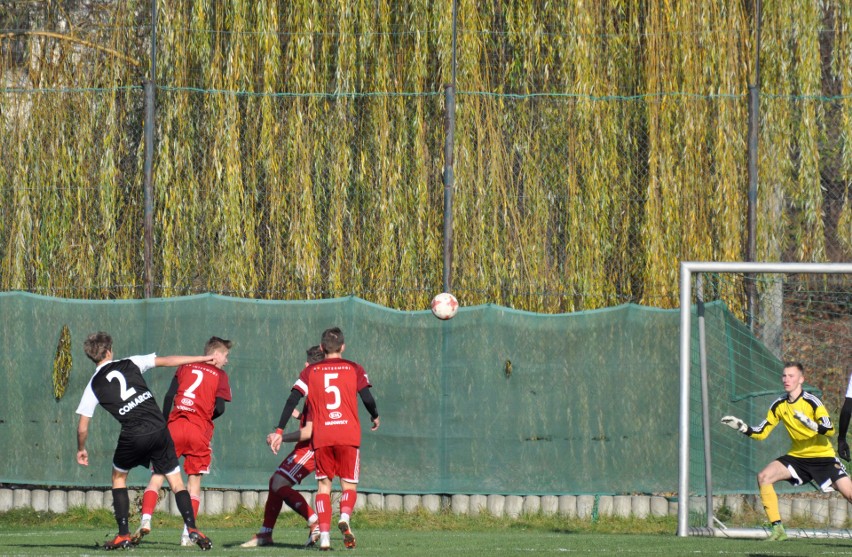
left=168, top=362, right=231, bottom=431
left=293, top=357, right=371, bottom=450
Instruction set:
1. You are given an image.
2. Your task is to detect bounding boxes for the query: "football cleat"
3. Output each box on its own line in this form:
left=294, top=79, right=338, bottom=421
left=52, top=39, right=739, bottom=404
left=188, top=528, right=213, bottom=550
left=338, top=521, right=356, bottom=549
left=130, top=518, right=151, bottom=545
left=766, top=523, right=788, bottom=541
left=305, top=522, right=321, bottom=547
left=241, top=533, right=273, bottom=548
left=305, top=522, right=319, bottom=547
left=102, top=533, right=133, bottom=550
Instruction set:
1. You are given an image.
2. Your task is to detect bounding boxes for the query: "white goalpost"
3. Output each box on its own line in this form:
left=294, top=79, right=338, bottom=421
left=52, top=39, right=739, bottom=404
left=678, top=262, right=852, bottom=538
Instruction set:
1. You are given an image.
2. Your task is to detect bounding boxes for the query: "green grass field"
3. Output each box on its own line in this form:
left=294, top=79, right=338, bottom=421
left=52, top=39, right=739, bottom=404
left=1, top=508, right=850, bottom=556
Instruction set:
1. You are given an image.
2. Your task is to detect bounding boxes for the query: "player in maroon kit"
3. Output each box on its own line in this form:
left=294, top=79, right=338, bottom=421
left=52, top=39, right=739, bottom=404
left=268, top=327, right=380, bottom=550
left=241, top=345, right=325, bottom=548
left=132, top=337, right=232, bottom=546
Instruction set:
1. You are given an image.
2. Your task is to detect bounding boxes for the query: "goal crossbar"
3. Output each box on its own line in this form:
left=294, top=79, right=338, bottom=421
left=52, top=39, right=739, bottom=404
left=678, top=262, right=852, bottom=537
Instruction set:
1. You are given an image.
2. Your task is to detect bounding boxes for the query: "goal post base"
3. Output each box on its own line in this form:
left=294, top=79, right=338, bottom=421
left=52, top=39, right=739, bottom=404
left=688, top=526, right=852, bottom=539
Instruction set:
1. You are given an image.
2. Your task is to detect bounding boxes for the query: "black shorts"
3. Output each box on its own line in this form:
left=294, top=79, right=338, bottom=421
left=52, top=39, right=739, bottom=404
left=776, top=454, right=848, bottom=492
left=113, top=428, right=180, bottom=475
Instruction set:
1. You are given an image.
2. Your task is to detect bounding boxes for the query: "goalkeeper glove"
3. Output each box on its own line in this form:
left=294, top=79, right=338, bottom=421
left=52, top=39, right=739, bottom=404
left=839, top=439, right=850, bottom=461
left=721, top=415, right=749, bottom=434
left=793, top=410, right=819, bottom=432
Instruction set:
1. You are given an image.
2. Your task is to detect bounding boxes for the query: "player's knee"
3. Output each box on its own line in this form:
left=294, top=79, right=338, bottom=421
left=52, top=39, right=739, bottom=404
left=269, top=474, right=291, bottom=492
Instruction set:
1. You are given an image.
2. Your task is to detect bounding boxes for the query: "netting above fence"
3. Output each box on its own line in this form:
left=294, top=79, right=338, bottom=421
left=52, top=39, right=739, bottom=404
left=1, top=2, right=851, bottom=308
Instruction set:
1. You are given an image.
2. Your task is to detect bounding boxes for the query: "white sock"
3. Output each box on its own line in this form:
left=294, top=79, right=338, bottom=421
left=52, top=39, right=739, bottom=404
left=308, top=513, right=318, bottom=525
left=141, top=513, right=152, bottom=521
left=339, top=513, right=350, bottom=524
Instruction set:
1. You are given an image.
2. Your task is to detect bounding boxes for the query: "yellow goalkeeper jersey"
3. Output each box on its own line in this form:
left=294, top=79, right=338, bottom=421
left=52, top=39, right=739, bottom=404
left=748, top=391, right=836, bottom=459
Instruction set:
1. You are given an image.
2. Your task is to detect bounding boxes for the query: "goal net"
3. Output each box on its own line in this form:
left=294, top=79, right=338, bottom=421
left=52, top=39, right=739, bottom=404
left=678, top=262, right=852, bottom=538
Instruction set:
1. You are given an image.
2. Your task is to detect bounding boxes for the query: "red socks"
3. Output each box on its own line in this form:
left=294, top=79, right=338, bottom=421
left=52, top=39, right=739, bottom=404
left=315, top=493, right=332, bottom=532
left=340, top=490, right=357, bottom=517
left=141, top=489, right=159, bottom=517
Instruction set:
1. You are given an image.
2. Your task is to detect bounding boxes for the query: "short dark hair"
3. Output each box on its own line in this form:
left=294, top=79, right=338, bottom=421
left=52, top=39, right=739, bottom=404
left=306, top=345, right=324, bottom=364
left=83, top=332, right=112, bottom=363
left=784, top=361, right=805, bottom=374
left=321, top=327, right=344, bottom=354
left=204, top=336, right=232, bottom=355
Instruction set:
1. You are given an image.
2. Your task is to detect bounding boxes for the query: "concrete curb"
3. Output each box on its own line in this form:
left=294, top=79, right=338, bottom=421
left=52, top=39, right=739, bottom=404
left=2, top=488, right=850, bottom=524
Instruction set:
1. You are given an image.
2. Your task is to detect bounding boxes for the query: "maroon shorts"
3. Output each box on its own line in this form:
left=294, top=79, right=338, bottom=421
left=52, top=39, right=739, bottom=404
left=274, top=444, right=316, bottom=485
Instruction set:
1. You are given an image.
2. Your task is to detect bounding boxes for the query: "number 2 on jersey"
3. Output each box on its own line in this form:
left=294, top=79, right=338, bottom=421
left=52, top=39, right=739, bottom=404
left=324, top=373, right=341, bottom=410
left=106, top=370, right=137, bottom=401
left=183, top=369, right=205, bottom=399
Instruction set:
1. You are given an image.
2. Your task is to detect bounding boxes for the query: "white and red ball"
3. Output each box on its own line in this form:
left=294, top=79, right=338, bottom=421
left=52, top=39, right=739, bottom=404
left=430, top=292, right=459, bottom=320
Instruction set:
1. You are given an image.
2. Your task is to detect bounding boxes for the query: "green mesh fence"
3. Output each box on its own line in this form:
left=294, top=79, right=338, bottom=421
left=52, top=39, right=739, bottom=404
left=0, top=291, right=782, bottom=495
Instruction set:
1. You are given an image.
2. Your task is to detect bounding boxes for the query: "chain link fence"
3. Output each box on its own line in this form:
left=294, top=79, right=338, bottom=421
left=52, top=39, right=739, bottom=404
left=1, top=1, right=850, bottom=311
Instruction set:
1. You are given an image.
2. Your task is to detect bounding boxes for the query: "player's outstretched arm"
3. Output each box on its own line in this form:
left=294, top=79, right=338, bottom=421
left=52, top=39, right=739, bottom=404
left=154, top=354, right=214, bottom=368
left=721, top=415, right=750, bottom=434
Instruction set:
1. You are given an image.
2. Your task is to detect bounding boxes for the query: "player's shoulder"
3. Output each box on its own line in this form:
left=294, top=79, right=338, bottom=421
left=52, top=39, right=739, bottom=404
left=769, top=396, right=787, bottom=413
left=801, top=391, right=825, bottom=409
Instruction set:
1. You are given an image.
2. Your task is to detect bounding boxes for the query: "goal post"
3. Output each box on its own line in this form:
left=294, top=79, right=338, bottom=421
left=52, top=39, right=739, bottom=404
left=678, top=262, right=852, bottom=538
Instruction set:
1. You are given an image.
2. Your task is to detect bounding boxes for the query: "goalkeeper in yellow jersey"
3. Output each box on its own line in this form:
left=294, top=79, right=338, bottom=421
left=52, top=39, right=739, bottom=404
left=721, top=362, right=852, bottom=541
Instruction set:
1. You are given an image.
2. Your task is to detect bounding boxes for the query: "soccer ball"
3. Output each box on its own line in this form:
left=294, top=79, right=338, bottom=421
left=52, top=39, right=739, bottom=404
left=430, top=292, right=459, bottom=320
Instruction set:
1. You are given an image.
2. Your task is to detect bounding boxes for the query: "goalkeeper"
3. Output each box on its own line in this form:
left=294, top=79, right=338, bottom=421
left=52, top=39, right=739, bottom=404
left=721, top=361, right=852, bottom=541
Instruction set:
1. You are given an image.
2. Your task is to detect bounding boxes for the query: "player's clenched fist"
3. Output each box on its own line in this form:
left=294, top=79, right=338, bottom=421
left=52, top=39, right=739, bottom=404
left=721, top=415, right=749, bottom=433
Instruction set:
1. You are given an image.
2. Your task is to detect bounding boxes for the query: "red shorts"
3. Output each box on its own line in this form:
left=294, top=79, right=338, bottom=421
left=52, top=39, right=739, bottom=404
left=168, top=418, right=212, bottom=475
left=274, top=445, right=316, bottom=485
left=314, top=445, right=360, bottom=483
